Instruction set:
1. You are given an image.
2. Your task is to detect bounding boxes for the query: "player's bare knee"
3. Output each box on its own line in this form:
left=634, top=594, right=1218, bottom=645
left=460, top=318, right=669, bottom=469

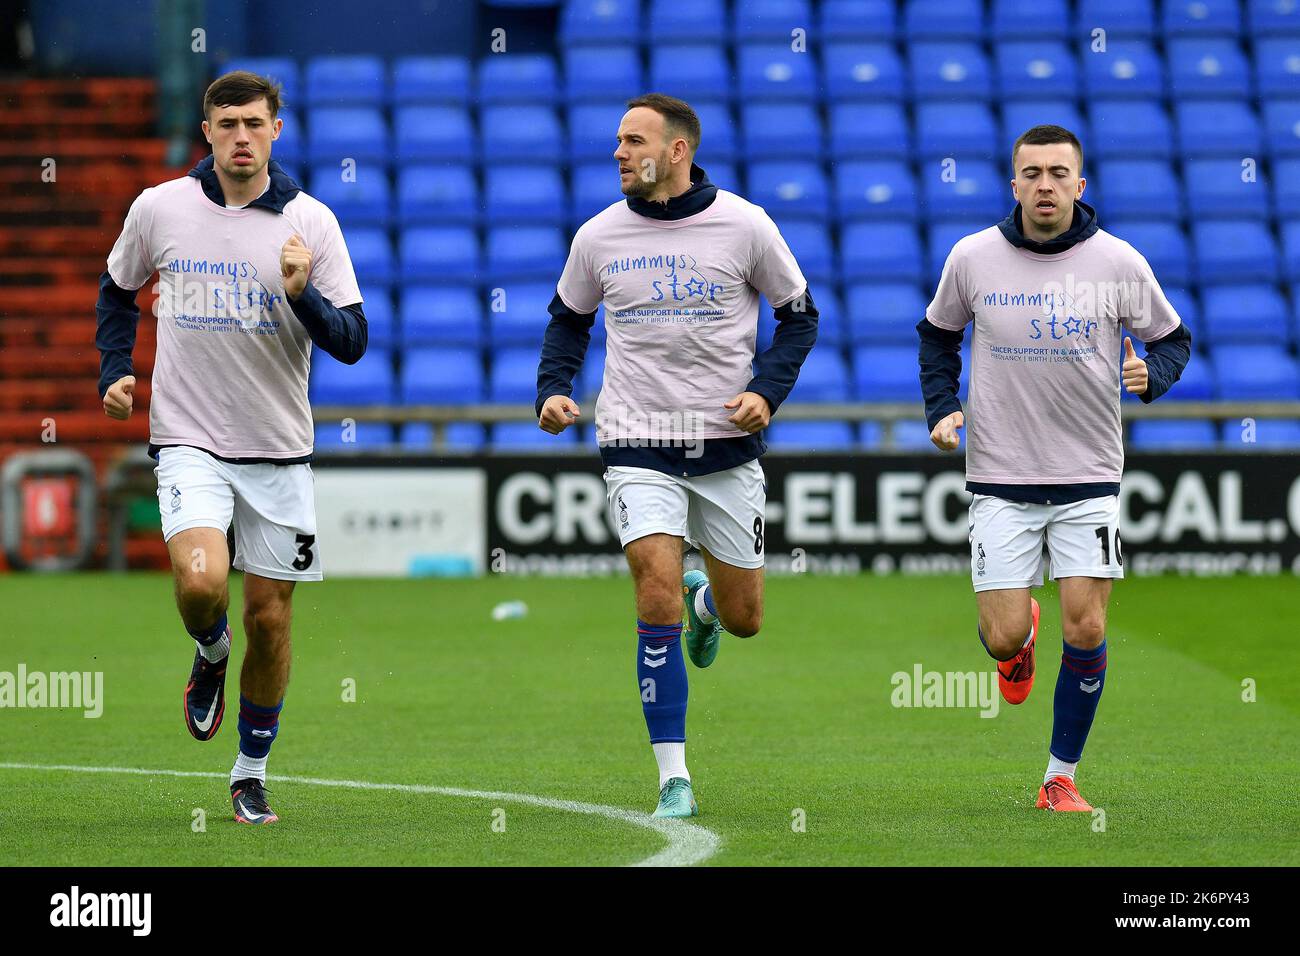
left=725, top=606, right=762, bottom=638
left=243, top=601, right=290, bottom=644
left=636, top=582, right=681, bottom=626
left=175, top=571, right=225, bottom=619
left=982, top=618, right=1029, bottom=660
left=1063, top=616, right=1105, bottom=650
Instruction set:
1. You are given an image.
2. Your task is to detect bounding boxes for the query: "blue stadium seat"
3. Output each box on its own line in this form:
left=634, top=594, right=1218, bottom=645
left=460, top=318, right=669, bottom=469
left=305, top=55, right=386, bottom=107
left=821, top=0, right=895, bottom=39
left=309, top=349, right=396, bottom=405
left=991, top=0, right=1070, bottom=40
left=909, top=42, right=992, bottom=99
left=400, top=227, right=480, bottom=284
left=565, top=46, right=642, bottom=102
left=400, top=286, right=483, bottom=347
left=357, top=287, right=393, bottom=348
left=702, top=160, right=741, bottom=192
left=1075, top=0, right=1155, bottom=37
left=559, top=0, right=642, bottom=46
left=923, top=160, right=1004, bottom=221
left=764, top=421, right=856, bottom=450
left=823, top=43, right=905, bottom=101
left=841, top=224, right=923, bottom=282
left=222, top=58, right=299, bottom=105
left=1001, top=101, right=1088, bottom=151
left=307, top=108, right=388, bottom=164
left=648, top=0, right=725, bottom=43
left=397, top=165, right=478, bottom=226
left=1275, top=158, right=1300, bottom=214
left=395, top=107, right=474, bottom=163
left=1168, top=39, right=1251, bottom=98
left=1194, top=221, right=1279, bottom=283
left=346, top=229, right=396, bottom=287
left=1090, top=100, right=1173, bottom=158
left=740, top=103, right=822, bottom=160
left=846, top=283, right=929, bottom=344
left=1284, top=222, right=1300, bottom=280
left=829, top=103, right=910, bottom=159
left=1095, top=159, right=1181, bottom=219
left=1105, top=221, right=1193, bottom=285
left=737, top=44, right=818, bottom=100
left=484, top=165, right=567, bottom=224
left=887, top=420, right=945, bottom=451
left=927, top=220, right=985, bottom=283
left=1165, top=0, right=1242, bottom=36
left=398, top=422, right=487, bottom=451
left=748, top=161, right=829, bottom=219
left=480, top=106, right=563, bottom=163
left=903, top=0, right=984, bottom=40
left=1151, top=351, right=1213, bottom=400
left=308, top=164, right=391, bottom=228
left=485, top=226, right=567, bottom=282
left=693, top=101, right=738, bottom=164
left=833, top=160, right=918, bottom=221
left=272, top=109, right=303, bottom=166
left=489, top=282, right=554, bottom=348
left=570, top=162, right=620, bottom=223
left=1176, top=100, right=1263, bottom=156
left=489, top=348, right=544, bottom=404
left=492, top=422, right=579, bottom=449
left=784, top=350, right=851, bottom=402
left=1082, top=41, right=1165, bottom=99
left=733, top=0, right=813, bottom=42
left=314, top=422, right=394, bottom=449
left=649, top=45, right=731, bottom=101
left=996, top=42, right=1079, bottom=99
left=1263, top=100, right=1300, bottom=156
left=1249, top=0, right=1300, bottom=36
left=1219, top=418, right=1300, bottom=447
left=852, top=346, right=923, bottom=400
left=1212, top=345, right=1300, bottom=398
left=401, top=348, right=484, bottom=404
left=392, top=56, right=471, bottom=104
left=1201, top=285, right=1292, bottom=344
left=569, top=102, right=628, bottom=162
left=477, top=54, right=559, bottom=105
left=914, top=102, right=997, bottom=158
left=1162, top=286, right=1200, bottom=331
left=1184, top=158, right=1270, bottom=218
left=1128, top=419, right=1218, bottom=449
left=776, top=221, right=835, bottom=283
left=1255, top=38, right=1300, bottom=97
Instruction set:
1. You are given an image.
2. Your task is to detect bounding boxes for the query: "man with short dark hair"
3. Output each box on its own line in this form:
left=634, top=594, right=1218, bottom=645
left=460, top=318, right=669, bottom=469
left=918, top=125, right=1192, bottom=811
left=536, top=93, right=817, bottom=817
left=96, top=70, right=367, bottom=824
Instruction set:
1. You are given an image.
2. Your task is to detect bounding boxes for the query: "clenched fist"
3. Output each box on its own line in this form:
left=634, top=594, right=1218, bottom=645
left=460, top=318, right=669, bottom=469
left=539, top=394, right=581, bottom=434
left=930, top=410, right=964, bottom=451
left=1122, top=337, right=1148, bottom=396
left=280, top=233, right=313, bottom=300
left=103, top=375, right=136, bottom=421
left=724, top=391, right=771, bottom=433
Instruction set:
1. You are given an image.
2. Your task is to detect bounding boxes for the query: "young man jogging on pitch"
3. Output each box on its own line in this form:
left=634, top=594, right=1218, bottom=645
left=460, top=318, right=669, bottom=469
left=96, top=71, right=367, bottom=824
left=918, top=125, right=1192, bottom=811
left=535, top=93, right=817, bottom=817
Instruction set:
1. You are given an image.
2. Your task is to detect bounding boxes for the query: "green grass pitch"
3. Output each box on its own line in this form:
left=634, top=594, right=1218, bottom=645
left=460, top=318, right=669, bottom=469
left=1, top=572, right=1296, bottom=866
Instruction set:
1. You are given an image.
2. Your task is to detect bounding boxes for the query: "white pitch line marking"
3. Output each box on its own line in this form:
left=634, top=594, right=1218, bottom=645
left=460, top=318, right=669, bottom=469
left=0, top=762, right=720, bottom=867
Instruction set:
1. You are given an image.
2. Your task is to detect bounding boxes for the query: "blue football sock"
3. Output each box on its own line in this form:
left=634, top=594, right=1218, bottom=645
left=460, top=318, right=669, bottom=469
left=703, top=586, right=717, bottom=617
left=637, top=620, right=687, bottom=744
left=1050, top=639, right=1107, bottom=762
left=237, top=695, right=282, bottom=760
left=187, top=611, right=228, bottom=646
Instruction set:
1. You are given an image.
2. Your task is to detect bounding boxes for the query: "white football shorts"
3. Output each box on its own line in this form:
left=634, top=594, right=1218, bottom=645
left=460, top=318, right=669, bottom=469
left=604, top=460, right=767, bottom=570
left=155, top=445, right=322, bottom=581
left=968, top=493, right=1123, bottom=592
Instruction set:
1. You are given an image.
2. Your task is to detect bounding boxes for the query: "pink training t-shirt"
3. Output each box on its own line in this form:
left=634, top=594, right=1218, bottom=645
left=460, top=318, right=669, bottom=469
left=925, top=225, right=1182, bottom=485
left=107, top=174, right=361, bottom=460
left=556, top=190, right=807, bottom=443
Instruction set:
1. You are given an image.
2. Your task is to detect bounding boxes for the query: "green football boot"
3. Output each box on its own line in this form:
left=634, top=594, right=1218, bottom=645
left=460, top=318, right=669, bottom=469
left=682, top=569, right=721, bottom=668
left=652, top=776, right=699, bottom=818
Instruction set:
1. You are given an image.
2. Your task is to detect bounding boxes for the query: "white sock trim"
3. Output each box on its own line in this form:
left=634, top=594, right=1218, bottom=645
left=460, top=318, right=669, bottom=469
left=652, top=741, right=689, bottom=788
left=198, top=630, right=230, bottom=662
left=231, top=751, right=269, bottom=786
left=693, top=585, right=717, bottom=625
left=1045, top=755, right=1078, bottom=784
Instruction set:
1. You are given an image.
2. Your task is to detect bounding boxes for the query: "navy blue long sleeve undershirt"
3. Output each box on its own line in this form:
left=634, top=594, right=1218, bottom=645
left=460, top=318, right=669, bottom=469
left=96, top=271, right=140, bottom=398
left=288, top=279, right=368, bottom=365
left=535, top=292, right=595, bottom=417
left=746, top=286, right=819, bottom=414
